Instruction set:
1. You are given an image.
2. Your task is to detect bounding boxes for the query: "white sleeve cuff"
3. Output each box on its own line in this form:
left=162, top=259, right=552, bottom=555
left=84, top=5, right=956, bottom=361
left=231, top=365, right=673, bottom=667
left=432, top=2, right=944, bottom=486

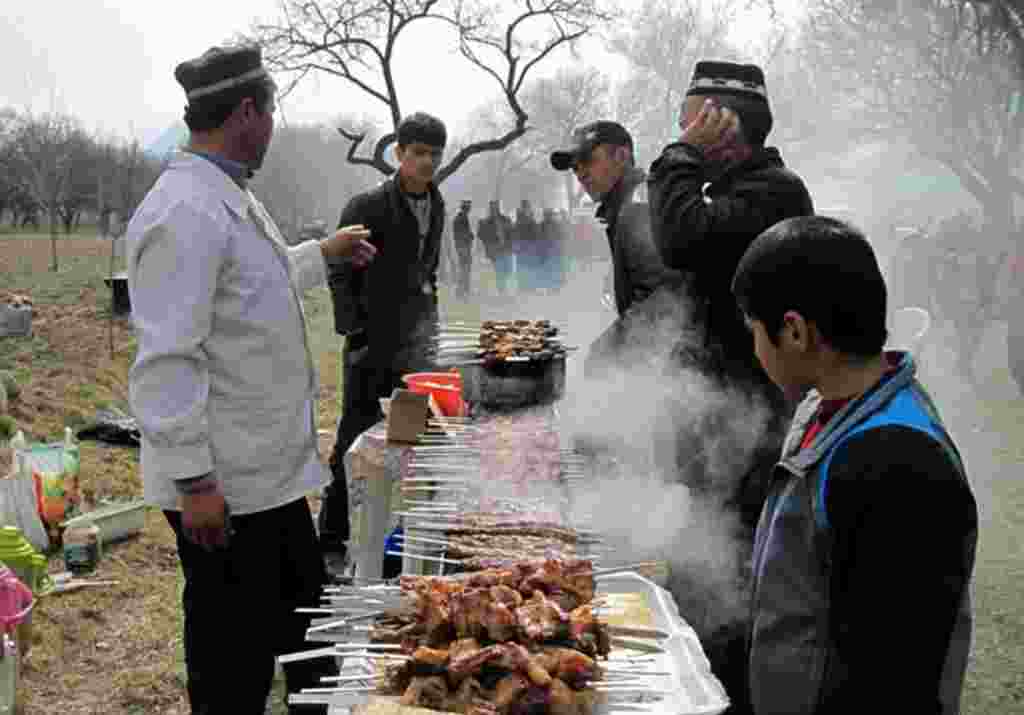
left=290, top=239, right=328, bottom=294
left=146, top=442, right=215, bottom=485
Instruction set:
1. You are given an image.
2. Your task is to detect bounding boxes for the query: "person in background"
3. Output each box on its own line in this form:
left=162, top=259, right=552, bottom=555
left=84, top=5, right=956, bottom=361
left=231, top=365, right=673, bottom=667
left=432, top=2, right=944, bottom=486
left=322, top=112, right=446, bottom=573
left=452, top=199, right=475, bottom=299
left=550, top=120, right=683, bottom=377
left=995, top=232, right=1024, bottom=395
left=538, top=207, right=564, bottom=293
left=646, top=60, right=814, bottom=714
left=478, top=200, right=513, bottom=296
left=127, top=45, right=376, bottom=715
left=513, top=199, right=540, bottom=295
left=732, top=215, right=976, bottom=715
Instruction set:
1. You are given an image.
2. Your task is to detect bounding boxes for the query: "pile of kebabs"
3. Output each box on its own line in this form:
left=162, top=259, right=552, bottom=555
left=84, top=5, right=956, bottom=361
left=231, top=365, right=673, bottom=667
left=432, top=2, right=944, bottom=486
left=371, top=558, right=611, bottom=715
left=433, top=320, right=568, bottom=365
left=415, top=514, right=585, bottom=566
left=479, top=320, right=563, bottom=362
left=402, top=415, right=591, bottom=568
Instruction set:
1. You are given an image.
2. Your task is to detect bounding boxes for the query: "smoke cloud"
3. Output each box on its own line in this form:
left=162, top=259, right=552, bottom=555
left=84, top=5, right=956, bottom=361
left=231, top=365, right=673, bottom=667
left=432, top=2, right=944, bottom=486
left=486, top=256, right=775, bottom=636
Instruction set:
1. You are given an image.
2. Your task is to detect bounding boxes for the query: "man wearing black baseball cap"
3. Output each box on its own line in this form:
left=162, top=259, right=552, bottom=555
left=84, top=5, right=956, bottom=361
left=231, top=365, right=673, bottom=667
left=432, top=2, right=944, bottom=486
left=551, top=121, right=682, bottom=377
left=646, top=60, right=815, bottom=715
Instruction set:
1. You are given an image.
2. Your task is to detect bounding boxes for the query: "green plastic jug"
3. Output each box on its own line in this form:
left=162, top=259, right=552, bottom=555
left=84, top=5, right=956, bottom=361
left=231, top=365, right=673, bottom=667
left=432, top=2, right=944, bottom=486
left=0, top=527, right=40, bottom=593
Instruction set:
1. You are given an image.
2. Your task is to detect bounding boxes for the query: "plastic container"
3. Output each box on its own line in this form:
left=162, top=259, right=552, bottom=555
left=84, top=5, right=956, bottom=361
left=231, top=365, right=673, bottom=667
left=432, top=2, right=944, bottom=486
left=62, top=518, right=101, bottom=576
left=61, top=500, right=146, bottom=546
left=0, top=566, right=34, bottom=662
left=0, top=528, right=42, bottom=593
left=402, top=372, right=465, bottom=417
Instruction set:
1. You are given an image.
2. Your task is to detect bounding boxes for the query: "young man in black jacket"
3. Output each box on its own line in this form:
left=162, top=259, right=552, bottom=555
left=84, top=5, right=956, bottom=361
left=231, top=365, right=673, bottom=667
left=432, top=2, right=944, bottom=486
left=732, top=216, right=976, bottom=715
left=646, top=62, right=813, bottom=714
left=550, top=121, right=683, bottom=377
left=321, top=112, right=446, bottom=570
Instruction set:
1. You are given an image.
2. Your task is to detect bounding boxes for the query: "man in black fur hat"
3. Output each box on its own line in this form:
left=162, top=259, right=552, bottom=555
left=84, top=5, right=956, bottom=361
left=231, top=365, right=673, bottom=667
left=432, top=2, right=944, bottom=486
left=647, top=61, right=815, bottom=715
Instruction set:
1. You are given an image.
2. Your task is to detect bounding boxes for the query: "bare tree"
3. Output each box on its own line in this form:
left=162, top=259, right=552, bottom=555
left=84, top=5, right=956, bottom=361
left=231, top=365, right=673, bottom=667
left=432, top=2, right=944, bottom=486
left=251, top=118, right=381, bottom=241
left=5, top=112, right=86, bottom=271
left=519, top=67, right=611, bottom=209
left=805, top=0, right=1024, bottom=231
left=252, top=0, right=612, bottom=184
left=609, top=0, right=742, bottom=162
left=114, top=139, right=160, bottom=223
left=974, top=0, right=1024, bottom=74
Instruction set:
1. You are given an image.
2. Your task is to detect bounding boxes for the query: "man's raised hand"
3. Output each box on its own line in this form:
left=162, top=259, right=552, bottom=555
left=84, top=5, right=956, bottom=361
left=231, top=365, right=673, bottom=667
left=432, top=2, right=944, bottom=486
left=321, top=225, right=377, bottom=267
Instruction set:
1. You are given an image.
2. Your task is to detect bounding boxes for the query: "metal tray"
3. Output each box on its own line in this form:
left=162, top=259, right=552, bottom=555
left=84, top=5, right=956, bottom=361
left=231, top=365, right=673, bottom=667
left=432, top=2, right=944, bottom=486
left=295, top=572, right=729, bottom=715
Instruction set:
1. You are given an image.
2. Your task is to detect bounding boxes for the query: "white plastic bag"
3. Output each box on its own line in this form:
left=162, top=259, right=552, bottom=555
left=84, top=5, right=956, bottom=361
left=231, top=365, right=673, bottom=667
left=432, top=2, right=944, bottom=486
left=0, top=434, right=49, bottom=553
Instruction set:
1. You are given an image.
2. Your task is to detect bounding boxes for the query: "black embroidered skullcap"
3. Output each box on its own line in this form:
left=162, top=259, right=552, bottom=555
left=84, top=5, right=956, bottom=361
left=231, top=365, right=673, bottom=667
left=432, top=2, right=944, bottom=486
left=686, top=61, right=769, bottom=103
left=175, top=45, right=270, bottom=102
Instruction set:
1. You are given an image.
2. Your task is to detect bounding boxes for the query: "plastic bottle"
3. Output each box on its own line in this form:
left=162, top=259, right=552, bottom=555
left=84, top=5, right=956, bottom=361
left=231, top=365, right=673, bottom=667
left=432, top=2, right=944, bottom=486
left=63, top=518, right=101, bottom=576
left=62, top=427, right=80, bottom=514
left=7, top=433, right=25, bottom=479
left=0, top=529, right=38, bottom=593
left=0, top=632, right=17, bottom=714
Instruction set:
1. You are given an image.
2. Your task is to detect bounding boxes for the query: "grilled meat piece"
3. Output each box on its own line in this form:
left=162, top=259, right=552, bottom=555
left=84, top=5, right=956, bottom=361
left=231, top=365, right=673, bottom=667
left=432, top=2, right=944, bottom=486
left=535, top=648, right=601, bottom=689
left=381, top=662, right=413, bottom=695
left=568, top=604, right=611, bottom=657
left=492, top=673, right=532, bottom=712
left=448, top=643, right=551, bottom=687
left=465, top=569, right=520, bottom=589
left=447, top=677, right=489, bottom=715
left=451, top=588, right=517, bottom=642
left=547, top=679, right=580, bottom=715
left=401, top=676, right=449, bottom=710
left=507, top=686, right=550, bottom=715
left=370, top=616, right=424, bottom=644
left=411, top=646, right=449, bottom=668
left=515, top=591, right=569, bottom=643
left=491, top=584, right=524, bottom=609
left=466, top=702, right=500, bottom=715
left=522, top=559, right=595, bottom=605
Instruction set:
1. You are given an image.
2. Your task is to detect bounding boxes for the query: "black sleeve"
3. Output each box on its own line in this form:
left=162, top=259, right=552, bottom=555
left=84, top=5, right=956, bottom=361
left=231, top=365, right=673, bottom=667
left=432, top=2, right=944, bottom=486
left=821, top=426, right=977, bottom=715
left=328, top=194, right=371, bottom=335
left=646, top=143, right=801, bottom=275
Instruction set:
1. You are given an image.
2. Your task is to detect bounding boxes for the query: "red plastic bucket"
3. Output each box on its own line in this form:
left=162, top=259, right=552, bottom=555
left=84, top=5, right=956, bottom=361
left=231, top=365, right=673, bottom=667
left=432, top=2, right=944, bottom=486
left=402, top=372, right=465, bottom=417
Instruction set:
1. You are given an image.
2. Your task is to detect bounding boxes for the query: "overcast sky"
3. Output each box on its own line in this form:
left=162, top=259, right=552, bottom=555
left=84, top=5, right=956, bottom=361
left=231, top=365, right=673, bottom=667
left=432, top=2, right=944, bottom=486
left=0, top=0, right=801, bottom=147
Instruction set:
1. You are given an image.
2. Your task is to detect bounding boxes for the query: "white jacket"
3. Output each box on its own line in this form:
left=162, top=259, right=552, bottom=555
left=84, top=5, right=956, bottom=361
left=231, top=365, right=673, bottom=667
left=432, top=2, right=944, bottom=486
left=127, top=151, right=329, bottom=514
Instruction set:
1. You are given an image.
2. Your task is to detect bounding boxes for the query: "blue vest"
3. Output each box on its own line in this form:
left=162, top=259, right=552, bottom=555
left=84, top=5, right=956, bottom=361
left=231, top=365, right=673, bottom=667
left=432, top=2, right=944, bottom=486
left=748, top=359, right=974, bottom=715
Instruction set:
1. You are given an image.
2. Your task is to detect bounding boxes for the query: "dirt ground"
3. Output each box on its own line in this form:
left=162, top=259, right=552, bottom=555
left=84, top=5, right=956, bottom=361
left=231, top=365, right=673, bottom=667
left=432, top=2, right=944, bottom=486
left=1, top=232, right=1022, bottom=713
left=0, top=234, right=340, bottom=713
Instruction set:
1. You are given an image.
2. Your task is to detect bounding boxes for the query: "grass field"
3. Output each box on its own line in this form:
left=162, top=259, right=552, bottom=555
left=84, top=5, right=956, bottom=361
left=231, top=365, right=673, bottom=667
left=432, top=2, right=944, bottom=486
left=0, top=229, right=1021, bottom=713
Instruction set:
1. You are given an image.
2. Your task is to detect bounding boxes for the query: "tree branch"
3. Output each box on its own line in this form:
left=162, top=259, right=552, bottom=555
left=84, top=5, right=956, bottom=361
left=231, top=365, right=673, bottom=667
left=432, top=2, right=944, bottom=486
left=337, top=126, right=397, bottom=175
left=435, top=125, right=530, bottom=185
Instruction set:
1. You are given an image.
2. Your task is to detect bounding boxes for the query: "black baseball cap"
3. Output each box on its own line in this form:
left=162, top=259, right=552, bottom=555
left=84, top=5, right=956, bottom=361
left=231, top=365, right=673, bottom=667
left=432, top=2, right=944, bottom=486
left=550, top=121, right=633, bottom=171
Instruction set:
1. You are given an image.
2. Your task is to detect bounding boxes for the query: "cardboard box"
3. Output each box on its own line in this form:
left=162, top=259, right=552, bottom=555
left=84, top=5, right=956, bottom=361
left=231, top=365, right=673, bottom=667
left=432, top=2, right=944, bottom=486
left=385, top=389, right=429, bottom=443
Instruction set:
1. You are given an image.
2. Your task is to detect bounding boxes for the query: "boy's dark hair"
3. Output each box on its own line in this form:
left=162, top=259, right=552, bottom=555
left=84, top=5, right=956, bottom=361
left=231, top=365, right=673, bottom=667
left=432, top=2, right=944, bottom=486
left=705, top=93, right=773, bottom=146
left=732, top=215, right=888, bottom=357
left=397, top=112, right=447, bottom=148
left=183, top=79, right=275, bottom=132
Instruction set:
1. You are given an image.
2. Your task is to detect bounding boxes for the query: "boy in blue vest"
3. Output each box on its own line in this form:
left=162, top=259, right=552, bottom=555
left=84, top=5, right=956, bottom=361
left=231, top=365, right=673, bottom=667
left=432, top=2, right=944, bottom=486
left=731, top=216, right=977, bottom=715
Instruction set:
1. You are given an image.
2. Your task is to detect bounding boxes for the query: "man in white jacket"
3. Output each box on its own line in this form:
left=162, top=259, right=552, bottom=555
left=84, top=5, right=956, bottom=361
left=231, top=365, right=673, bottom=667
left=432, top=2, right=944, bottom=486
left=126, top=45, right=375, bottom=715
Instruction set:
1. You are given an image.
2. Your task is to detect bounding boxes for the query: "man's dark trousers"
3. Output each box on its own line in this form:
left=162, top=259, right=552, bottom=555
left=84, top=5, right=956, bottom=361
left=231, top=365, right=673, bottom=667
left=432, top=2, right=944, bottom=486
left=456, top=249, right=472, bottom=299
left=165, top=499, right=337, bottom=714
left=321, top=353, right=407, bottom=557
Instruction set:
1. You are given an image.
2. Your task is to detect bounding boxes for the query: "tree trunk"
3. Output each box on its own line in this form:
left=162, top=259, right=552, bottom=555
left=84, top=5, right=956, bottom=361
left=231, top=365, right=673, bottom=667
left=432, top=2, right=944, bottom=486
left=494, top=152, right=508, bottom=206
left=49, top=208, right=59, bottom=272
